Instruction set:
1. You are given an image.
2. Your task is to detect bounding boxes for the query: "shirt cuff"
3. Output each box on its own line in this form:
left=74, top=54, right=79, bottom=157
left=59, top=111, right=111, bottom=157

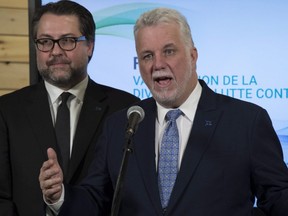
left=44, top=184, right=65, bottom=215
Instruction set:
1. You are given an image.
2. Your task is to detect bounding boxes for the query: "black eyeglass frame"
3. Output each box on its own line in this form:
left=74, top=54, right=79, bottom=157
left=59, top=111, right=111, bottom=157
left=34, top=36, right=87, bottom=52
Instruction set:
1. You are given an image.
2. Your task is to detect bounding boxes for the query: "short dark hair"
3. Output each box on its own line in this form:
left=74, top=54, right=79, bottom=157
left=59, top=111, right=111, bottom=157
left=32, top=0, right=95, bottom=44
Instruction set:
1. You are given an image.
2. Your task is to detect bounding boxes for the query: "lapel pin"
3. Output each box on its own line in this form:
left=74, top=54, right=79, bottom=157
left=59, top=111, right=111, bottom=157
left=205, top=120, right=212, bottom=126
left=95, top=106, right=102, bottom=111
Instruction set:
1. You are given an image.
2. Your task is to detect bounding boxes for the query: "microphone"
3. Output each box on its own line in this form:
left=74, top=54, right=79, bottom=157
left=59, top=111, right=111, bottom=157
left=126, top=105, right=145, bottom=136
left=111, top=105, right=144, bottom=216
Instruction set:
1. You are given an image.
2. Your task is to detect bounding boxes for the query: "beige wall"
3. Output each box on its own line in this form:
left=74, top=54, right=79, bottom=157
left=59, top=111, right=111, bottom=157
left=0, top=0, right=29, bottom=96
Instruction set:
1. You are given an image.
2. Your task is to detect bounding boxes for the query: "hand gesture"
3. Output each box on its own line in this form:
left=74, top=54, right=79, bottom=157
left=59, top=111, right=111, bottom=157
left=39, top=148, right=63, bottom=204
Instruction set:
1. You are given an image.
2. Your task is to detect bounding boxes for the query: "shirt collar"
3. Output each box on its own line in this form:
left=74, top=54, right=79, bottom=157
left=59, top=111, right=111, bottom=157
left=45, top=76, right=89, bottom=105
left=156, top=80, right=202, bottom=126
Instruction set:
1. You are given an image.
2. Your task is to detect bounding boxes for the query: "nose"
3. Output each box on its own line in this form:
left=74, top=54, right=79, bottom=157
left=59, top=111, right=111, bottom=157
left=51, top=41, right=64, bottom=55
left=153, top=53, right=166, bottom=71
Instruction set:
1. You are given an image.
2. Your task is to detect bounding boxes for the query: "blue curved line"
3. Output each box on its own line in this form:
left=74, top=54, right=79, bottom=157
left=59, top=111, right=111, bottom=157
left=91, top=2, right=187, bottom=39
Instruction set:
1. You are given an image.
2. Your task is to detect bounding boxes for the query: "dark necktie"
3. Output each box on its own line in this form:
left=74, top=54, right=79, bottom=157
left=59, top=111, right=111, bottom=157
left=158, top=109, right=182, bottom=208
left=55, top=92, right=71, bottom=177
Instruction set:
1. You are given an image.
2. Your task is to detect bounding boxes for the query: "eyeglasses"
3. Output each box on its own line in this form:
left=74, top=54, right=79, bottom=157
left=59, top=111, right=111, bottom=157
left=34, top=36, right=87, bottom=52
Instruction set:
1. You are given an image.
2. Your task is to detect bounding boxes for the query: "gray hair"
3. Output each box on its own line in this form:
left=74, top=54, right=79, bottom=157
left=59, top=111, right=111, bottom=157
left=134, top=7, right=194, bottom=47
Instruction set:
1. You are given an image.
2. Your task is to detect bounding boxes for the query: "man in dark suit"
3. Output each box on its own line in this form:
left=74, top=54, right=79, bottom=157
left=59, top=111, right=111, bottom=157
left=0, top=1, right=139, bottom=216
left=39, top=7, right=288, bottom=216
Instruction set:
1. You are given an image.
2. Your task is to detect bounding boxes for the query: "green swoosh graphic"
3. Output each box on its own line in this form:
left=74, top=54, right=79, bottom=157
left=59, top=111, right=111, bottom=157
left=92, top=3, right=173, bottom=39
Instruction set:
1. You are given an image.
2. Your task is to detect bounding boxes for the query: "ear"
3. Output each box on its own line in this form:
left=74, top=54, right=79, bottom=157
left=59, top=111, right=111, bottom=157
left=87, top=41, right=94, bottom=57
left=190, top=46, right=198, bottom=63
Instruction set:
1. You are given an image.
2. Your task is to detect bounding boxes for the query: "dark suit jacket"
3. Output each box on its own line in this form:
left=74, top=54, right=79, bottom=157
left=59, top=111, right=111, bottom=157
left=0, top=78, right=139, bottom=216
left=60, top=80, right=288, bottom=216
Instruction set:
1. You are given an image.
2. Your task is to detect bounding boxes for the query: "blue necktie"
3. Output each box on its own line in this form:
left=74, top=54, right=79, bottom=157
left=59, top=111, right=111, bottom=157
left=158, top=109, right=182, bottom=208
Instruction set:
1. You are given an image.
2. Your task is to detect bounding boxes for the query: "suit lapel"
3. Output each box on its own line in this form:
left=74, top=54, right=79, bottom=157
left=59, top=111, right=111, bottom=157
left=167, top=80, right=223, bottom=212
left=133, top=99, right=163, bottom=215
left=132, top=90, right=223, bottom=214
left=24, top=82, right=57, bottom=160
left=67, top=80, right=108, bottom=181
left=22, top=80, right=108, bottom=182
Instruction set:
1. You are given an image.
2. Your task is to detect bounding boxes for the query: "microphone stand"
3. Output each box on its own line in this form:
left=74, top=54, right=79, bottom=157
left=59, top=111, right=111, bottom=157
left=110, top=131, right=134, bottom=216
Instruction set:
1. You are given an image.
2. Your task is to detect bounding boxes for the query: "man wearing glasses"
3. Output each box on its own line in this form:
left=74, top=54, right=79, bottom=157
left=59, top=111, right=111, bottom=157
left=34, top=36, right=87, bottom=53
left=0, top=1, right=139, bottom=216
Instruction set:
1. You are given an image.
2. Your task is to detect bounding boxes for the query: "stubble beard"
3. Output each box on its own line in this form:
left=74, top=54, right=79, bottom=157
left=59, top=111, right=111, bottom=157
left=151, top=83, right=179, bottom=108
left=39, top=66, right=72, bottom=86
left=39, top=64, right=86, bottom=89
left=151, top=69, right=193, bottom=108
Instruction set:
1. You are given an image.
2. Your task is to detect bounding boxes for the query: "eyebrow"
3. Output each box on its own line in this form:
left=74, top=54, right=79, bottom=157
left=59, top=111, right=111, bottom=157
left=163, top=43, right=176, bottom=49
left=138, top=42, right=176, bottom=55
left=36, top=33, right=77, bottom=39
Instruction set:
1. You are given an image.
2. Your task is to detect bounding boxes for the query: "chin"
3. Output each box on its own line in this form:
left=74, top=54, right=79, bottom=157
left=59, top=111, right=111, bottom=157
left=153, top=91, right=178, bottom=107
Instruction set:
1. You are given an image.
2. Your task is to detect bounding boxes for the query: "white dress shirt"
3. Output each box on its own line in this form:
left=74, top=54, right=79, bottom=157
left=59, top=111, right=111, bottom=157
left=44, top=76, right=88, bottom=215
left=45, top=76, right=88, bottom=156
left=155, top=81, right=202, bottom=170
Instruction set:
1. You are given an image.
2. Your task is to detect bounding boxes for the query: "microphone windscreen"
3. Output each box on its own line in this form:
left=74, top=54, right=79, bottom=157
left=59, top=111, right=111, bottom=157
left=127, top=106, right=145, bottom=123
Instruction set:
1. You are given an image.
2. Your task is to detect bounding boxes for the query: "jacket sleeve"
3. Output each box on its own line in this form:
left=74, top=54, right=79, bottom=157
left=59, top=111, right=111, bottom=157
left=58, top=120, right=113, bottom=216
left=251, top=109, right=288, bottom=215
left=0, top=105, right=17, bottom=215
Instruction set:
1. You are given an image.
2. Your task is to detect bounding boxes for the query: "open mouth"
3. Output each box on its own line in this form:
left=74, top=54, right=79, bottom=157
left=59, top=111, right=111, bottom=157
left=154, top=76, right=172, bottom=86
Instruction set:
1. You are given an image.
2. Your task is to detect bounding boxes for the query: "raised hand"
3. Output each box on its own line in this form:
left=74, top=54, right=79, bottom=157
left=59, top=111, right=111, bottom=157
left=39, top=148, right=64, bottom=204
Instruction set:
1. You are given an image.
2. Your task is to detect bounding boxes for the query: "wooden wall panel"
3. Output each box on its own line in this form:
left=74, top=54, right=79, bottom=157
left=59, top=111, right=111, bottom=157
left=0, top=62, right=29, bottom=88
left=0, top=90, right=14, bottom=95
left=0, top=0, right=28, bottom=9
left=0, top=0, right=29, bottom=96
left=0, top=8, right=28, bottom=35
left=0, top=36, right=29, bottom=64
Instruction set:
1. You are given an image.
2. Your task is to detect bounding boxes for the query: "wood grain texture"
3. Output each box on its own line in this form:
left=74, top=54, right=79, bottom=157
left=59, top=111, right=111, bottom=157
left=0, top=0, right=30, bottom=95
left=0, top=8, right=28, bottom=35
left=0, top=35, right=29, bottom=63
left=0, top=89, right=15, bottom=96
left=0, top=0, right=28, bottom=9
left=0, top=62, right=29, bottom=89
